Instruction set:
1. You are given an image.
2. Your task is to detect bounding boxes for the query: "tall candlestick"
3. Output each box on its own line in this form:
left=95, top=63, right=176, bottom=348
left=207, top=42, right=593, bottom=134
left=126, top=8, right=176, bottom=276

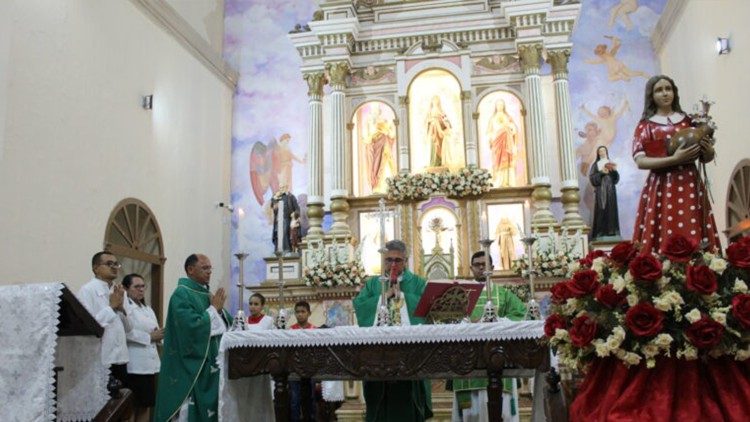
left=376, top=198, right=391, bottom=326
left=230, top=252, right=249, bottom=331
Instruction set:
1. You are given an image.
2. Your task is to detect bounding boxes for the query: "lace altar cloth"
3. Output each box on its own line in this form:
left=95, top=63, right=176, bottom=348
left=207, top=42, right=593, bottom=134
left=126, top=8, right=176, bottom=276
left=217, top=320, right=544, bottom=421
left=220, top=319, right=544, bottom=351
left=0, top=282, right=108, bottom=422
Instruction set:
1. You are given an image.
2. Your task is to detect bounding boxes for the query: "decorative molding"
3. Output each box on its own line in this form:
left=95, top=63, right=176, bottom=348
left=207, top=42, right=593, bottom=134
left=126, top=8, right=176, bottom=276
left=518, top=43, right=543, bottom=72
left=128, top=0, right=238, bottom=89
left=651, top=0, right=688, bottom=54
left=326, top=61, right=351, bottom=87
left=304, top=72, right=327, bottom=97
left=545, top=49, right=570, bottom=75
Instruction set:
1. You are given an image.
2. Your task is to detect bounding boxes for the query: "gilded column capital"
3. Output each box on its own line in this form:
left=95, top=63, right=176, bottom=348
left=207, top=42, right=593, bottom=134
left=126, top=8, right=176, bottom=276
left=546, top=49, right=571, bottom=75
left=393, top=118, right=400, bottom=126
left=518, top=43, right=543, bottom=72
left=398, top=95, right=409, bottom=106
left=303, top=72, right=327, bottom=97
left=461, top=91, right=472, bottom=101
left=346, top=122, right=355, bottom=131
left=472, top=112, right=480, bottom=120
left=325, top=61, right=350, bottom=88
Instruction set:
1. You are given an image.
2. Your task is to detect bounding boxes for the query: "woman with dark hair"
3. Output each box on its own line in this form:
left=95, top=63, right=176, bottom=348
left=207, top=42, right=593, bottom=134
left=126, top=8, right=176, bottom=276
left=629, top=74, right=719, bottom=253
left=122, top=273, right=163, bottom=422
left=588, top=145, right=620, bottom=240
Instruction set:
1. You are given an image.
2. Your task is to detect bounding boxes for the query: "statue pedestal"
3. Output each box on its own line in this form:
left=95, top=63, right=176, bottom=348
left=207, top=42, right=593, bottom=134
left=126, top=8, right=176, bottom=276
left=263, top=255, right=301, bottom=283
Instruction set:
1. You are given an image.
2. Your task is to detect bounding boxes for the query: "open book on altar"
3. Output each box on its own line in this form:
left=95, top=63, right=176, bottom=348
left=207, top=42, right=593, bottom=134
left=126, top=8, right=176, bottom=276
left=414, top=279, right=484, bottom=319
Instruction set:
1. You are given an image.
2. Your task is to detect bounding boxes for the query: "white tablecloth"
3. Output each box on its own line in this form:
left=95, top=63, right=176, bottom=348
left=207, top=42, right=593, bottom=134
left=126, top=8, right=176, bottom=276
left=218, top=320, right=545, bottom=422
left=0, top=282, right=108, bottom=422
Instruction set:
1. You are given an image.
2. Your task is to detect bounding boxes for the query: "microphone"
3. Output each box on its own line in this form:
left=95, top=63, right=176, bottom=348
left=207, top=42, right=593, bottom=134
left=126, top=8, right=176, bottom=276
left=389, top=263, right=398, bottom=287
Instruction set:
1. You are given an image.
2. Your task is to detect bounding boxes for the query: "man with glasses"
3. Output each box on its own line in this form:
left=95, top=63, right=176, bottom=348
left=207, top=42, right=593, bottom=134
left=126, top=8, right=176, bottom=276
left=353, top=240, right=433, bottom=422
left=154, top=254, right=231, bottom=422
left=77, top=251, right=132, bottom=387
left=452, top=251, right=526, bottom=422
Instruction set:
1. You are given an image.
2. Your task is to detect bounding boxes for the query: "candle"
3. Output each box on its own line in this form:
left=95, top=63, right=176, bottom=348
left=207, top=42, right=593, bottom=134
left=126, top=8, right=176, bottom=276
left=237, top=207, right=246, bottom=252
left=480, top=210, right=488, bottom=240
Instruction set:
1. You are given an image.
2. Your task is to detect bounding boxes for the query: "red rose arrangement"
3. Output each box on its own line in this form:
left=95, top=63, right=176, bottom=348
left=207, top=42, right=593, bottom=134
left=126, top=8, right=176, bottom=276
left=545, top=234, right=750, bottom=369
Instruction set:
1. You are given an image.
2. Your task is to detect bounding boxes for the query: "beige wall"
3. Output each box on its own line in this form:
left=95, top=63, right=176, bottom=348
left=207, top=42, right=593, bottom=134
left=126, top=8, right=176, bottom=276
left=0, top=0, right=233, bottom=314
left=657, top=0, right=750, bottom=245
left=166, top=0, right=225, bottom=52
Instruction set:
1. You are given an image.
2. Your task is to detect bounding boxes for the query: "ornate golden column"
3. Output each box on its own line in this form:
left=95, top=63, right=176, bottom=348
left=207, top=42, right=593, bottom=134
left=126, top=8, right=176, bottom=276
left=519, top=43, right=556, bottom=228
left=303, top=71, right=327, bottom=239
left=326, top=61, right=351, bottom=235
left=546, top=49, right=586, bottom=229
left=461, top=91, right=477, bottom=167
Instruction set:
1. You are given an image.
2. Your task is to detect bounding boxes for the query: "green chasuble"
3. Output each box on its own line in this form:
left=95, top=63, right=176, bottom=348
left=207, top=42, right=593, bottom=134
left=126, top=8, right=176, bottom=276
left=153, top=278, right=231, bottom=422
left=453, top=286, right=527, bottom=410
left=353, top=270, right=433, bottom=422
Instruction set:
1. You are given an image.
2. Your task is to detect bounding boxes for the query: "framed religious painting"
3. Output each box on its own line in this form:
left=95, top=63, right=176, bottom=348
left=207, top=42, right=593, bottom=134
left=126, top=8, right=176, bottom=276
left=484, top=202, right=527, bottom=272
left=351, top=101, right=398, bottom=196
left=476, top=90, right=528, bottom=188
left=357, top=209, right=396, bottom=275
left=408, top=69, right=465, bottom=174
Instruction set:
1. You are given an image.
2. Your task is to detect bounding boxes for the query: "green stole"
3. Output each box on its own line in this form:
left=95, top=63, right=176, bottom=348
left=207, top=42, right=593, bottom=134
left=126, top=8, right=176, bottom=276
left=353, top=270, right=433, bottom=422
left=153, top=278, right=230, bottom=422
left=453, top=285, right=527, bottom=412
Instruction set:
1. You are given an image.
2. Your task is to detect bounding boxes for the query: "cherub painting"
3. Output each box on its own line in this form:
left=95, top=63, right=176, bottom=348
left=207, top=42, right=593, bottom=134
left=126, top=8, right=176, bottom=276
left=248, top=133, right=306, bottom=205
left=586, top=36, right=648, bottom=82
left=577, top=98, right=629, bottom=174
left=609, top=0, right=638, bottom=30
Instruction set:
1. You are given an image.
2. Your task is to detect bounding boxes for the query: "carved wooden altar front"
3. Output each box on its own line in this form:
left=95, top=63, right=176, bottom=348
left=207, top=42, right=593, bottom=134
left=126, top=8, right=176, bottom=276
left=224, top=323, right=549, bottom=422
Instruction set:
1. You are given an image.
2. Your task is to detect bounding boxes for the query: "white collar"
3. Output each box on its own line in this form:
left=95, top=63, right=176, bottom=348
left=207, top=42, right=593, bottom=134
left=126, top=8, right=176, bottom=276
left=649, top=112, right=685, bottom=125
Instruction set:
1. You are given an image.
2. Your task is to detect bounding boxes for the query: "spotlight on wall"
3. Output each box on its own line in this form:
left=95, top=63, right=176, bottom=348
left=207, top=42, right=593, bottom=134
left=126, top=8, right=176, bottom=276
left=216, top=202, right=235, bottom=212
left=142, top=95, right=153, bottom=110
left=716, top=37, right=730, bottom=55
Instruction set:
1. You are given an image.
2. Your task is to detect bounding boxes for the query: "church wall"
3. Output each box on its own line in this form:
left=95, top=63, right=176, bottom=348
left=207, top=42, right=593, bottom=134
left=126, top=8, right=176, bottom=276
left=657, top=0, right=750, bottom=245
left=165, top=0, right=225, bottom=52
left=0, top=0, right=233, bottom=314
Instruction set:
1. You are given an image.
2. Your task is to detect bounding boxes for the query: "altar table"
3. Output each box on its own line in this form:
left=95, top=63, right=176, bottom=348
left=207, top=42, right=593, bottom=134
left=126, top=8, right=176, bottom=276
left=220, top=320, right=547, bottom=421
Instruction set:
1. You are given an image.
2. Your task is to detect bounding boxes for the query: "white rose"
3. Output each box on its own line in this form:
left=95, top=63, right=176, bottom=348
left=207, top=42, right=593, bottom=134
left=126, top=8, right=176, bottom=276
left=626, top=293, right=639, bottom=307
left=612, top=275, right=626, bottom=293
left=623, top=352, right=642, bottom=366
left=653, top=333, right=674, bottom=349
left=711, top=311, right=727, bottom=326
left=662, top=259, right=672, bottom=272
left=594, top=340, right=611, bottom=357
left=678, top=345, right=698, bottom=361
left=592, top=257, right=606, bottom=274
left=612, top=326, right=626, bottom=341
left=709, top=257, right=728, bottom=275
left=553, top=329, right=570, bottom=341
left=685, top=308, right=702, bottom=323
left=605, top=336, right=622, bottom=351
left=736, top=347, right=750, bottom=361
left=641, top=344, right=660, bottom=358
left=733, top=278, right=749, bottom=293
left=646, top=358, right=656, bottom=369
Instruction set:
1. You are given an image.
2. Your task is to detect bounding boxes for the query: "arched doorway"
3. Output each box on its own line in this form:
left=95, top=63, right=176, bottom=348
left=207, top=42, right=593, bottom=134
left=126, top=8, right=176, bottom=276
left=726, top=159, right=750, bottom=240
left=104, top=198, right=166, bottom=323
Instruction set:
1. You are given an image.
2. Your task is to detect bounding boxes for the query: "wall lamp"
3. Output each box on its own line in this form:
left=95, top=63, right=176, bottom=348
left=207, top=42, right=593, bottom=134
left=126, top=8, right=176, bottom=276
left=142, top=95, right=153, bottom=110
left=716, top=37, right=730, bottom=55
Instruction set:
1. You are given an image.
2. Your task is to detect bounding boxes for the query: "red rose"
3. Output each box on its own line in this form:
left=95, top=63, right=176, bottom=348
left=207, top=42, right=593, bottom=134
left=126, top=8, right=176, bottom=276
left=726, top=240, right=750, bottom=270
left=609, top=241, right=638, bottom=266
left=731, top=294, right=750, bottom=329
left=685, top=265, right=718, bottom=295
left=628, top=254, right=663, bottom=283
left=569, top=315, right=598, bottom=347
left=661, top=234, right=698, bottom=263
left=568, top=270, right=600, bottom=298
left=625, top=302, right=665, bottom=337
left=550, top=281, right=573, bottom=304
left=595, top=284, right=626, bottom=309
left=579, top=249, right=606, bottom=268
left=544, top=314, right=567, bottom=338
left=686, top=317, right=725, bottom=349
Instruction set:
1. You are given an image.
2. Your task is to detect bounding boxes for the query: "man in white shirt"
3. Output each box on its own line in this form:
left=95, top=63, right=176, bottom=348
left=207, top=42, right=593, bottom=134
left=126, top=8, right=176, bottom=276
left=77, top=251, right=131, bottom=388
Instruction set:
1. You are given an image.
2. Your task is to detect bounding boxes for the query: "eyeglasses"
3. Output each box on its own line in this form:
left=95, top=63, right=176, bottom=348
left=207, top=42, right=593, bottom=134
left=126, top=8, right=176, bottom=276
left=471, top=262, right=486, bottom=268
left=385, top=258, right=405, bottom=264
left=100, top=261, right=122, bottom=269
left=132, top=284, right=146, bottom=289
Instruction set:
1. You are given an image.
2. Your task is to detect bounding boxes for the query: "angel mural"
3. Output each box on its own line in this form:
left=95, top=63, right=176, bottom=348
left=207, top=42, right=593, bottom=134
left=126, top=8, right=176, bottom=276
left=609, top=0, right=638, bottom=30
left=586, top=36, right=648, bottom=82
left=353, top=102, right=397, bottom=196
left=248, top=133, right=306, bottom=205
left=577, top=98, right=629, bottom=175
left=477, top=91, right=527, bottom=187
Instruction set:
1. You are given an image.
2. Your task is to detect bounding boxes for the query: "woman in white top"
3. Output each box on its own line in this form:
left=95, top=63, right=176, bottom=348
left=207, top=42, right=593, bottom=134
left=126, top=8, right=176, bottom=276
left=122, top=273, right=164, bottom=422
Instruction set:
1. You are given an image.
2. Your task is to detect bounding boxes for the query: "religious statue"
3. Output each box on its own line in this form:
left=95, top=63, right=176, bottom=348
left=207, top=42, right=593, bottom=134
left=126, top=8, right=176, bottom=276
left=271, top=186, right=300, bottom=254
left=289, top=211, right=301, bottom=253
left=486, top=99, right=518, bottom=187
left=588, top=146, right=621, bottom=240
left=495, top=217, right=518, bottom=269
left=364, top=105, right=397, bottom=192
left=425, top=95, right=452, bottom=168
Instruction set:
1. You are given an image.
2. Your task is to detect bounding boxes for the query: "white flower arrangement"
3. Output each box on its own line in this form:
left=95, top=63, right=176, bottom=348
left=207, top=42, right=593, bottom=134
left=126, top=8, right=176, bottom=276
left=303, top=238, right=367, bottom=288
left=385, top=167, right=492, bottom=202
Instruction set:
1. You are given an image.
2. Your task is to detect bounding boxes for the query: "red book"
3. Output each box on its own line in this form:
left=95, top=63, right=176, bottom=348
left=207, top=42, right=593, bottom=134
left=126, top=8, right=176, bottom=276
left=414, top=279, right=485, bottom=318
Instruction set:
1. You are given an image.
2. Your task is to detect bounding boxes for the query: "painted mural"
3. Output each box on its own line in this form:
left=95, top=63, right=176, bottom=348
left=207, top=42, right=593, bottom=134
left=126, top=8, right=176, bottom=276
left=568, top=0, right=667, bottom=240
left=224, top=1, right=317, bottom=312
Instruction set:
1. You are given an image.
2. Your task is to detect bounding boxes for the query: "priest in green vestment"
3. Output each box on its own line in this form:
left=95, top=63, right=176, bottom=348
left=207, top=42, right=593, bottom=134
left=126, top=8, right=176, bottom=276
left=353, top=240, right=433, bottom=422
left=452, top=251, right=526, bottom=422
left=153, top=254, right=231, bottom=422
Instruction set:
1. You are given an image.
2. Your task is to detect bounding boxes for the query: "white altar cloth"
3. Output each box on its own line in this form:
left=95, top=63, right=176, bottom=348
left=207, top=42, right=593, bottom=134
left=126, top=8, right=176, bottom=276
left=0, top=282, right=108, bottom=422
left=218, top=320, right=545, bottom=422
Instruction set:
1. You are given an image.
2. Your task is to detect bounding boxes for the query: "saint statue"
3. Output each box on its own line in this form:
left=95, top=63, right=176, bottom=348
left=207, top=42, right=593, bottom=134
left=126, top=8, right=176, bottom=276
left=589, top=146, right=621, bottom=240
left=495, top=217, right=518, bottom=270
left=271, top=185, right=300, bottom=254
left=425, top=95, right=452, bottom=168
left=364, top=105, right=397, bottom=192
left=486, top=99, right=519, bottom=186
